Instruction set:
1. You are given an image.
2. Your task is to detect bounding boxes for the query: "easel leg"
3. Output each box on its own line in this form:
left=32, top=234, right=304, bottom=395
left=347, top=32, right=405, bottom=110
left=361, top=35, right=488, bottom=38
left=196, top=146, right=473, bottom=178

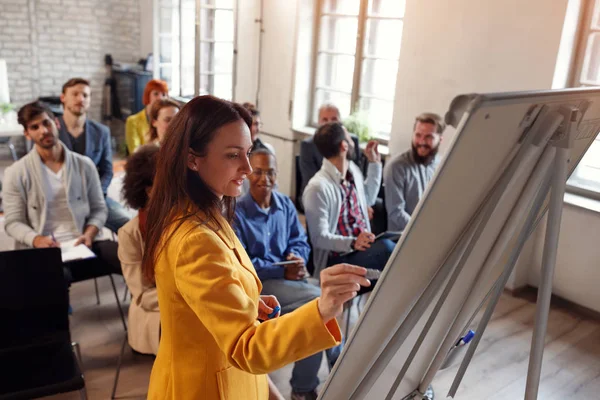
left=444, top=166, right=553, bottom=397
left=524, top=146, right=569, bottom=400
left=416, top=145, right=557, bottom=395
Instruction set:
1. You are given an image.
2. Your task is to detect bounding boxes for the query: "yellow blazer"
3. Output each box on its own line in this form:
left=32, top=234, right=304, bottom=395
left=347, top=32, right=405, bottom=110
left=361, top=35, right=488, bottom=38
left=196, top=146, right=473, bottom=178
left=148, top=215, right=341, bottom=400
left=117, top=216, right=160, bottom=355
left=125, top=109, right=149, bottom=154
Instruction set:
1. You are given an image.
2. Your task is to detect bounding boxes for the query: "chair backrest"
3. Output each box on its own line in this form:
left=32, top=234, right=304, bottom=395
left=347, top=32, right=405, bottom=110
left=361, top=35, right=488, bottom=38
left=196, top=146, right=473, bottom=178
left=295, top=155, right=304, bottom=212
left=0, top=248, right=69, bottom=349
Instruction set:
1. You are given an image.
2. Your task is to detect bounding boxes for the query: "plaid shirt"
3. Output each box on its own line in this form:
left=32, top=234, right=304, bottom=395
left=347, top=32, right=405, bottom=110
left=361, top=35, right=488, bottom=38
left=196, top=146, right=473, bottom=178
left=334, top=170, right=368, bottom=251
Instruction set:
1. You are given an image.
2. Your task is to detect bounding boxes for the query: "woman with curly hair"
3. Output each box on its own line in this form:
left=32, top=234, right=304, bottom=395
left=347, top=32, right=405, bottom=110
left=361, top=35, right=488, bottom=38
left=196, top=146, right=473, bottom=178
left=118, top=144, right=160, bottom=355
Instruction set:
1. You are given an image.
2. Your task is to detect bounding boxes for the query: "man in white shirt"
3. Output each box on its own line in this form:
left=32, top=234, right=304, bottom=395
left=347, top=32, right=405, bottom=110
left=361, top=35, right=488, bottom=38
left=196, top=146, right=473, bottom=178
left=3, top=101, right=120, bottom=282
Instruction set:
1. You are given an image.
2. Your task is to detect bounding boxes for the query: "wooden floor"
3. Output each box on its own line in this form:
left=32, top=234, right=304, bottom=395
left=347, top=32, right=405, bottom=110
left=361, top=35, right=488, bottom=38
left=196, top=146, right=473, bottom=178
left=432, top=293, right=600, bottom=400
left=40, top=276, right=600, bottom=400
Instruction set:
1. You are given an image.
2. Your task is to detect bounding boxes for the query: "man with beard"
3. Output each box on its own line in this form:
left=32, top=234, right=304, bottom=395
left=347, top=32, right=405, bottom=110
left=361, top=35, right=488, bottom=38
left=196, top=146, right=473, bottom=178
left=4, top=101, right=121, bottom=278
left=384, top=112, right=445, bottom=232
left=303, top=122, right=393, bottom=291
left=57, top=78, right=130, bottom=233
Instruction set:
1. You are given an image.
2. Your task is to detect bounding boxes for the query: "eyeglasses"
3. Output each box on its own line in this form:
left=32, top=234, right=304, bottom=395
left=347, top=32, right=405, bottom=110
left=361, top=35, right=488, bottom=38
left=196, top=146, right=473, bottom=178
left=250, top=169, right=276, bottom=178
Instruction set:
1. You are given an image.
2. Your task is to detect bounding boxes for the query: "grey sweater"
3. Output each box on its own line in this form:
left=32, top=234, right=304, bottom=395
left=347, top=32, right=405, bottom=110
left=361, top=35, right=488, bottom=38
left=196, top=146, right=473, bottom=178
left=3, top=142, right=107, bottom=249
left=383, top=150, right=439, bottom=232
left=303, top=158, right=382, bottom=276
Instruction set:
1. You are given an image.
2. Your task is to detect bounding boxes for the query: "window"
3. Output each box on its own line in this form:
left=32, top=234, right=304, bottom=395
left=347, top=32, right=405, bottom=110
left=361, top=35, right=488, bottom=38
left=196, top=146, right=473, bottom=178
left=566, top=0, right=600, bottom=198
left=156, top=0, right=236, bottom=100
left=311, top=0, right=404, bottom=140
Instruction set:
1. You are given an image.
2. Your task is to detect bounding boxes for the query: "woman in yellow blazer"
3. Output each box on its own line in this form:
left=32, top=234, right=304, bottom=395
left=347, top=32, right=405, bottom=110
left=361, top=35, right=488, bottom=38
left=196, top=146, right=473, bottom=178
left=142, top=96, right=370, bottom=400
left=125, top=79, right=168, bottom=154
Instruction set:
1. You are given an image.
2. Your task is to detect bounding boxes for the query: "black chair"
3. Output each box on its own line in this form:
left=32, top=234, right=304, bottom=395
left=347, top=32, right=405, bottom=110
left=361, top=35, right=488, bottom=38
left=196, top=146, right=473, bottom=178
left=295, top=155, right=304, bottom=212
left=66, top=240, right=128, bottom=331
left=0, top=248, right=87, bottom=400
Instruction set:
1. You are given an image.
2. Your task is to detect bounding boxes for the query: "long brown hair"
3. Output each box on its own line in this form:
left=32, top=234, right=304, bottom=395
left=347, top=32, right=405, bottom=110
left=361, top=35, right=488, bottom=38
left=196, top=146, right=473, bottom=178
left=141, top=95, right=252, bottom=282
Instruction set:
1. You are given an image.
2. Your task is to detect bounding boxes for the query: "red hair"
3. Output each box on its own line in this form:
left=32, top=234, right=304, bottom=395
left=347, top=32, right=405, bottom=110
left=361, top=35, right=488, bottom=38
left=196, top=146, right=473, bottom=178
left=142, top=79, right=169, bottom=106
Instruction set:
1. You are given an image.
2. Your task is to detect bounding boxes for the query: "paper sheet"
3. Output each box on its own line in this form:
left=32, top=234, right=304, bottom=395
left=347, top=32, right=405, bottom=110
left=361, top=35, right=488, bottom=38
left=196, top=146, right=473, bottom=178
left=60, top=239, right=97, bottom=263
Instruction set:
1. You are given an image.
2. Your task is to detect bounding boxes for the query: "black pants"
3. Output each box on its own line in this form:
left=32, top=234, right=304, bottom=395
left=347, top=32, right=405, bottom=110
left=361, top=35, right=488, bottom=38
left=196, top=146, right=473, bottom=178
left=64, top=240, right=122, bottom=284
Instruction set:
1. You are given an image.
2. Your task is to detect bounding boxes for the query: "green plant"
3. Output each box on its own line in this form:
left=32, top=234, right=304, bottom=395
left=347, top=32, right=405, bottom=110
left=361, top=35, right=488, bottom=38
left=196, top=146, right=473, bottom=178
left=0, top=102, right=15, bottom=115
left=343, top=110, right=373, bottom=143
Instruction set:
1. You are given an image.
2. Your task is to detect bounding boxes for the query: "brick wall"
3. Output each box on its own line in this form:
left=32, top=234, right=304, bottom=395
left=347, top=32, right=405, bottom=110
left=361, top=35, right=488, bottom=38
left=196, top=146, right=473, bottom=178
left=0, top=0, right=142, bottom=121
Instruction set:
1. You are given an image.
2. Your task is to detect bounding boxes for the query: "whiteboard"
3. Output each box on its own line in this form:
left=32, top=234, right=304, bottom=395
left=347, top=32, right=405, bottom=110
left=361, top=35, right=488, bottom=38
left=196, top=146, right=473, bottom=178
left=319, top=88, right=600, bottom=400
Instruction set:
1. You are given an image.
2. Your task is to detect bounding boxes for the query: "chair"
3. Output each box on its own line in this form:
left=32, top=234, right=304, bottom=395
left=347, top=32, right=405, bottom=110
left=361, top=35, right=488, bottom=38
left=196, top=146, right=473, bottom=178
left=0, top=137, right=18, bottom=161
left=66, top=241, right=128, bottom=331
left=295, top=155, right=304, bottom=212
left=110, top=331, right=155, bottom=399
left=0, top=248, right=87, bottom=400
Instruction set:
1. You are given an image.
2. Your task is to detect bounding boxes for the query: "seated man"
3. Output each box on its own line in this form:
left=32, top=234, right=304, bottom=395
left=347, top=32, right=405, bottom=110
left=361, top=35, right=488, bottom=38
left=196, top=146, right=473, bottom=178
left=299, top=104, right=370, bottom=219
left=299, top=103, right=341, bottom=202
left=240, top=102, right=274, bottom=196
left=384, top=112, right=444, bottom=232
left=57, top=77, right=131, bottom=233
left=242, top=102, right=275, bottom=154
left=303, top=122, right=394, bottom=292
left=4, top=101, right=120, bottom=282
left=234, top=148, right=337, bottom=400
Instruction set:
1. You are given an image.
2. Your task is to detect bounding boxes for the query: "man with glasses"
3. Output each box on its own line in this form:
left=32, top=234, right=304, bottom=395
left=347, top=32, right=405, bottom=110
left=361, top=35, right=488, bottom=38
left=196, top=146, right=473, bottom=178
left=234, top=148, right=338, bottom=400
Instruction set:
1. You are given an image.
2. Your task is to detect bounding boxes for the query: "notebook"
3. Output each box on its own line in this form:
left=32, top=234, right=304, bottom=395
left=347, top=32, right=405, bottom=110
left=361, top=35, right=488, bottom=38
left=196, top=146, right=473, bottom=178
left=60, top=239, right=97, bottom=263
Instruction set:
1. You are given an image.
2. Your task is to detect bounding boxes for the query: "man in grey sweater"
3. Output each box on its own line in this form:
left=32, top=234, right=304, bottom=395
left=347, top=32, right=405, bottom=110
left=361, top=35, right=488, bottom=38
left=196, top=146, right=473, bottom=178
left=303, top=122, right=395, bottom=289
left=4, top=101, right=121, bottom=280
left=384, top=112, right=445, bottom=232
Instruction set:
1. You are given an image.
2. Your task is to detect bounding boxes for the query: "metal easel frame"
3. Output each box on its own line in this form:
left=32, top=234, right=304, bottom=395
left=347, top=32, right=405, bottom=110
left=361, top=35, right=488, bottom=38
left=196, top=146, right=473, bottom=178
left=345, top=104, right=580, bottom=400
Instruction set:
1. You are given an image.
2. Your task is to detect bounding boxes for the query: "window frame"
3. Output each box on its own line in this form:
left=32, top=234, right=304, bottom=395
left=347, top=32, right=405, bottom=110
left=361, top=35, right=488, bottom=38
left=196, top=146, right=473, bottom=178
left=308, top=0, right=403, bottom=142
left=153, top=0, right=238, bottom=100
left=566, top=0, right=600, bottom=198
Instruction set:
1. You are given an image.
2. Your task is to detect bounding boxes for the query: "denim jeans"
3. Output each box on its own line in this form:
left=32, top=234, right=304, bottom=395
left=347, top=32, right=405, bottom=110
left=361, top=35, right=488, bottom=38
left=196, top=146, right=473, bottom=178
left=261, top=278, right=342, bottom=393
left=104, top=196, right=131, bottom=233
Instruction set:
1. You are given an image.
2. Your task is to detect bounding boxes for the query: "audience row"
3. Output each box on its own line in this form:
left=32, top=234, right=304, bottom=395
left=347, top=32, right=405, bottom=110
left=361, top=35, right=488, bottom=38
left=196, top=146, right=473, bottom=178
left=1, top=76, right=445, bottom=400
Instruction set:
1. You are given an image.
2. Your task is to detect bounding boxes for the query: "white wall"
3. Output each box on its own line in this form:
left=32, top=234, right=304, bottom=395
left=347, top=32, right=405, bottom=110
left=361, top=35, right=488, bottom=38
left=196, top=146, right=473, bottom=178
left=233, top=0, right=259, bottom=104
left=389, top=0, right=570, bottom=156
left=245, top=0, right=300, bottom=196
left=139, top=0, right=154, bottom=56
